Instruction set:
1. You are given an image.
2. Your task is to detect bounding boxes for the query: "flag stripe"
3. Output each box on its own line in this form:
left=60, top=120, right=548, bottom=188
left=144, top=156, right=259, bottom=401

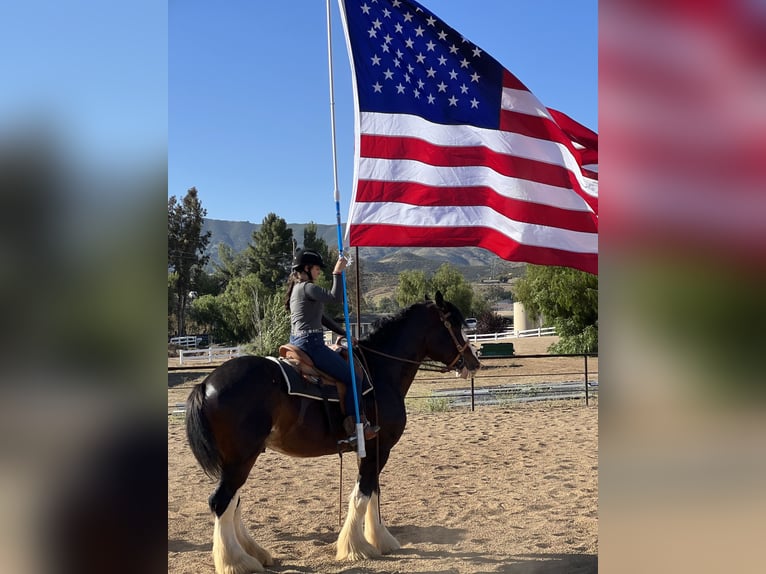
left=355, top=180, right=598, bottom=232
left=361, top=112, right=584, bottom=182
left=350, top=223, right=598, bottom=275
left=349, top=203, right=597, bottom=252
left=357, top=157, right=592, bottom=213
left=360, top=134, right=592, bottom=201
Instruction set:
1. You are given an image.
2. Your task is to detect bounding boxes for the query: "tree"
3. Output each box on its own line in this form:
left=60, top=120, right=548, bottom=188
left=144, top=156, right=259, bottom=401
left=168, top=187, right=211, bottom=336
left=513, top=265, right=598, bottom=353
left=245, top=213, right=294, bottom=292
left=396, top=264, right=474, bottom=318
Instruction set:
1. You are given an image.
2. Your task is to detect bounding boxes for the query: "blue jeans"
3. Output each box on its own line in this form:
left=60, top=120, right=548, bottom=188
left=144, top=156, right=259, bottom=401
left=290, top=333, right=361, bottom=417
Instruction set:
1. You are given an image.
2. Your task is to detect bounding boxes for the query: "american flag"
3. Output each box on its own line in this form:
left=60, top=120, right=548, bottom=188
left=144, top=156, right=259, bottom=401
left=338, top=0, right=598, bottom=275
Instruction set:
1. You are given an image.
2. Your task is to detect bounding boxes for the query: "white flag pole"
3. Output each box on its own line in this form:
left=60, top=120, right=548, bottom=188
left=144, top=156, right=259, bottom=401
left=326, top=0, right=365, bottom=458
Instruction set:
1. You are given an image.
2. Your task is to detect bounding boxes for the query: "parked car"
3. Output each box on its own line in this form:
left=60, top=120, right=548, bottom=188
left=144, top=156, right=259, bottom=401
left=464, top=318, right=477, bottom=332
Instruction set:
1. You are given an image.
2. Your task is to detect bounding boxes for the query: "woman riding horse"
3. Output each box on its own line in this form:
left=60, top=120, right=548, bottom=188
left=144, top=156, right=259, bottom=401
left=285, top=248, right=378, bottom=443
left=186, top=291, right=481, bottom=574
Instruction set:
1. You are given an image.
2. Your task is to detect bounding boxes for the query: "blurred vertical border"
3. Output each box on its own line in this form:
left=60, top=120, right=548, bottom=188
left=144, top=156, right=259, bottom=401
left=601, top=0, right=766, bottom=572
left=0, top=1, right=167, bottom=573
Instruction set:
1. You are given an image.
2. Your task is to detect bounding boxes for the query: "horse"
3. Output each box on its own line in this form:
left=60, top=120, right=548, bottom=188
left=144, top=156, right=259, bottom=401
left=185, top=291, right=481, bottom=574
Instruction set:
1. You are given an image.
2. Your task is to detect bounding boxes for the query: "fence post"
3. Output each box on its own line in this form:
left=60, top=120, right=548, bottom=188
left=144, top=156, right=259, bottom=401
left=208, top=347, right=213, bottom=363
left=179, top=350, right=184, bottom=366
left=470, top=375, right=475, bottom=412
left=584, top=354, right=589, bottom=406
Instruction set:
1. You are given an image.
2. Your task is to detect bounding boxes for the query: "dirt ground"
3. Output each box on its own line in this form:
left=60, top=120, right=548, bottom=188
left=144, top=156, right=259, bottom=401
left=168, top=337, right=598, bottom=573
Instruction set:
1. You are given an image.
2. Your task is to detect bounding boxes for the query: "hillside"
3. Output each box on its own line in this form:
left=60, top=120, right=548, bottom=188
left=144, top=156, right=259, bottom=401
left=202, top=218, right=526, bottom=281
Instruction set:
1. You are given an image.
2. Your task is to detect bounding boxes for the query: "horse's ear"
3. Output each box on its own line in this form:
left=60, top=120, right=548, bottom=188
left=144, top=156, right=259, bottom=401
left=435, top=290, right=445, bottom=307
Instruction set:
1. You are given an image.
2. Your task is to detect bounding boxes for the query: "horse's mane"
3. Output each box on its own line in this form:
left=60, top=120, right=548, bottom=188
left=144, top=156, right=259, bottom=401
left=362, top=302, right=428, bottom=347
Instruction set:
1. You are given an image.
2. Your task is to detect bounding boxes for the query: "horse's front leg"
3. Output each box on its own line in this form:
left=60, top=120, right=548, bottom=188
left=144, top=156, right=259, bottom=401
left=364, top=489, right=401, bottom=554
left=360, top=448, right=400, bottom=554
left=336, top=479, right=380, bottom=561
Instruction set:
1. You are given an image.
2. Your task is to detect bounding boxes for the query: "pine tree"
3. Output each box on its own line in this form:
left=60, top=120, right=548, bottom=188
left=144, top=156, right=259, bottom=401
left=168, top=187, right=211, bottom=336
left=245, top=213, right=294, bottom=292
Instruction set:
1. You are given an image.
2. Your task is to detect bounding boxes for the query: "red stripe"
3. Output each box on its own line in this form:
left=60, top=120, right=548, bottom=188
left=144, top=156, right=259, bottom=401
left=502, top=69, right=529, bottom=92
left=548, top=108, right=598, bottom=150
left=498, top=109, right=575, bottom=150
left=360, top=134, right=583, bottom=191
left=355, top=180, right=598, bottom=233
left=350, top=224, right=598, bottom=275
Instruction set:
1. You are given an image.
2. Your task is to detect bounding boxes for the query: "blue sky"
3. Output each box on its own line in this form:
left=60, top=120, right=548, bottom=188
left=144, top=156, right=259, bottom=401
left=169, top=0, right=597, bottom=226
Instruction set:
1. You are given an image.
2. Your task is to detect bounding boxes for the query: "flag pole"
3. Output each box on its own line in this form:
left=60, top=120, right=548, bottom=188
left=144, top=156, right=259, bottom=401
left=326, top=0, right=365, bottom=458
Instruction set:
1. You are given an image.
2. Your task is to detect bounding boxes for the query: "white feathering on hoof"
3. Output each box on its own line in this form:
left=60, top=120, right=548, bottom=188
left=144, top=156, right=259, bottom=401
left=364, top=491, right=401, bottom=554
left=336, top=483, right=381, bottom=561
left=212, top=496, right=264, bottom=574
left=234, top=498, right=274, bottom=566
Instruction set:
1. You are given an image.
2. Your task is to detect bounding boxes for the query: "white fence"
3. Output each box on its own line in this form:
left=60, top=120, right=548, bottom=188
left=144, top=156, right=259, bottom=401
left=468, top=326, right=556, bottom=343
left=179, top=346, right=242, bottom=365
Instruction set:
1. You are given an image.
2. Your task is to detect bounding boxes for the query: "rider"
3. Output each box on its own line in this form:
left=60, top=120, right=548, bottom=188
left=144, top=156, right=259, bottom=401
left=285, top=249, right=378, bottom=443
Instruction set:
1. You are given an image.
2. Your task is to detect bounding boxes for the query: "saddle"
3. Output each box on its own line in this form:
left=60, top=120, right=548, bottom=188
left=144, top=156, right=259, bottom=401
left=265, top=343, right=373, bottom=404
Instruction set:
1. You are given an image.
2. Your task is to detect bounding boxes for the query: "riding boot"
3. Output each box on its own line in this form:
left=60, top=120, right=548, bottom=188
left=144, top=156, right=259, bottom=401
left=343, top=415, right=379, bottom=441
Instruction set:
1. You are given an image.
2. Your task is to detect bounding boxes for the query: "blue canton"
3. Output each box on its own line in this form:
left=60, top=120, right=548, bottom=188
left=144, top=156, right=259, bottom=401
left=343, top=0, right=504, bottom=129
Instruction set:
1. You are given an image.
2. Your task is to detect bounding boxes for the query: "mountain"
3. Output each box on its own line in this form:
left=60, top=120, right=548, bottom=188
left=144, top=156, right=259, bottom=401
left=202, top=218, right=525, bottom=280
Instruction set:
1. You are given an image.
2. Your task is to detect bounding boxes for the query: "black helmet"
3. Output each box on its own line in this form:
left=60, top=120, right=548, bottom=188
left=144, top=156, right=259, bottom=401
left=291, top=249, right=325, bottom=271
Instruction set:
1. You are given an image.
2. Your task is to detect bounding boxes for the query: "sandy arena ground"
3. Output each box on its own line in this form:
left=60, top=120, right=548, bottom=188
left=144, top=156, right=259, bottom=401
left=168, top=337, right=598, bottom=573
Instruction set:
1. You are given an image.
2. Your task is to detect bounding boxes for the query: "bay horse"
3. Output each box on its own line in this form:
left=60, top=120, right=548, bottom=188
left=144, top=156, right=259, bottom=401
left=185, top=291, right=481, bottom=574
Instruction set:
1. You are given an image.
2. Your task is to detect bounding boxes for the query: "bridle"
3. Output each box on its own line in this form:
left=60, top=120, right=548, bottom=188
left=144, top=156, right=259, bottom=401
left=357, top=303, right=474, bottom=373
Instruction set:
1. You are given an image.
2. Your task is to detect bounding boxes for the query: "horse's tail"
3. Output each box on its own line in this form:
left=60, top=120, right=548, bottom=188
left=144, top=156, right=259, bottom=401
left=185, top=382, right=222, bottom=480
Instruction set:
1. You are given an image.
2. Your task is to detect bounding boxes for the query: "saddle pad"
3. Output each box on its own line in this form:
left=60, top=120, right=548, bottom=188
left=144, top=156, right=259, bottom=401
left=265, top=356, right=373, bottom=403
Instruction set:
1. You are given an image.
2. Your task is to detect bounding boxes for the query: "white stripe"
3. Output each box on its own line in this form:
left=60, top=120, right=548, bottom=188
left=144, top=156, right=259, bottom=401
left=349, top=203, right=598, bottom=254
left=360, top=112, right=591, bottom=193
left=357, top=157, right=592, bottom=212
left=500, top=87, right=553, bottom=120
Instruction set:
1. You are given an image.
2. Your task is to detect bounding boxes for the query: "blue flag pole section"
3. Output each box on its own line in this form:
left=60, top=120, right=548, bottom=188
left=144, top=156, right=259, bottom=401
left=327, top=0, right=365, bottom=458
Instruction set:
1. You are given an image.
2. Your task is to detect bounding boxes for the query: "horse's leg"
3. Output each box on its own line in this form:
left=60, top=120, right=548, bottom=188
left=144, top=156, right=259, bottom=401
left=364, top=489, right=401, bottom=554
left=360, top=448, right=400, bottom=554
left=210, top=463, right=267, bottom=574
left=233, top=494, right=273, bottom=566
left=336, top=480, right=381, bottom=561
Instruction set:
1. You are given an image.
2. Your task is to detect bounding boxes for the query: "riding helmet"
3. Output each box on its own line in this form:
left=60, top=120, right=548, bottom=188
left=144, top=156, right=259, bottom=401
left=291, top=249, right=325, bottom=271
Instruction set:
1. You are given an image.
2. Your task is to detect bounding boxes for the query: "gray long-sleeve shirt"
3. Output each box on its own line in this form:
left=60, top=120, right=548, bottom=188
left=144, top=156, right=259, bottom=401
left=289, top=276, right=344, bottom=336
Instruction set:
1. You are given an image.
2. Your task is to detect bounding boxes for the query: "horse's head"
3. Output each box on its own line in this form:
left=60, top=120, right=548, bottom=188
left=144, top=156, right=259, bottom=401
left=424, top=291, right=482, bottom=377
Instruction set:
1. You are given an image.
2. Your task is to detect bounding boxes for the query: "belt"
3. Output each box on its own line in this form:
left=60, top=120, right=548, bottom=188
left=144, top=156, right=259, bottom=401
left=291, top=328, right=324, bottom=337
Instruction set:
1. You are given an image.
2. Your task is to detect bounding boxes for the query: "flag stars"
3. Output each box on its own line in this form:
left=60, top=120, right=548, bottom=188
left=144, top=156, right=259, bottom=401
left=383, top=34, right=393, bottom=44
left=472, top=46, right=482, bottom=58
left=416, top=52, right=426, bottom=63
left=371, top=54, right=381, bottom=65
left=414, top=25, right=424, bottom=37
left=448, top=95, right=458, bottom=106
left=405, top=37, right=414, bottom=49
left=470, top=98, right=479, bottom=108
left=470, top=71, right=480, bottom=82
left=368, top=27, right=377, bottom=38
left=407, top=63, right=415, bottom=74
left=449, top=44, right=459, bottom=54
left=427, top=93, right=435, bottom=104
left=437, top=30, right=448, bottom=41
left=382, top=8, right=391, bottom=18
left=437, top=81, right=447, bottom=92
left=383, top=68, right=394, bottom=80
left=381, top=43, right=390, bottom=53
left=426, top=67, right=436, bottom=78
left=449, top=69, right=458, bottom=80
left=393, top=58, right=401, bottom=68
left=413, top=88, right=420, bottom=98
left=438, top=54, right=447, bottom=66
left=361, top=3, right=371, bottom=15
left=394, top=22, right=403, bottom=33
left=460, top=58, right=470, bottom=68
left=395, top=48, right=403, bottom=59
left=403, top=12, right=413, bottom=22
left=460, top=83, right=469, bottom=94
left=417, top=78, right=425, bottom=89
left=426, top=40, right=436, bottom=51
left=372, top=18, right=382, bottom=29
left=372, top=82, right=383, bottom=93
left=426, top=15, right=436, bottom=26
left=396, top=83, right=406, bottom=94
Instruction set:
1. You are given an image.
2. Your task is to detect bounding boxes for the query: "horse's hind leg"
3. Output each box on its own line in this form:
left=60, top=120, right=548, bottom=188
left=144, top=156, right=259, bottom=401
left=234, top=495, right=273, bottom=566
left=210, top=463, right=271, bottom=574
